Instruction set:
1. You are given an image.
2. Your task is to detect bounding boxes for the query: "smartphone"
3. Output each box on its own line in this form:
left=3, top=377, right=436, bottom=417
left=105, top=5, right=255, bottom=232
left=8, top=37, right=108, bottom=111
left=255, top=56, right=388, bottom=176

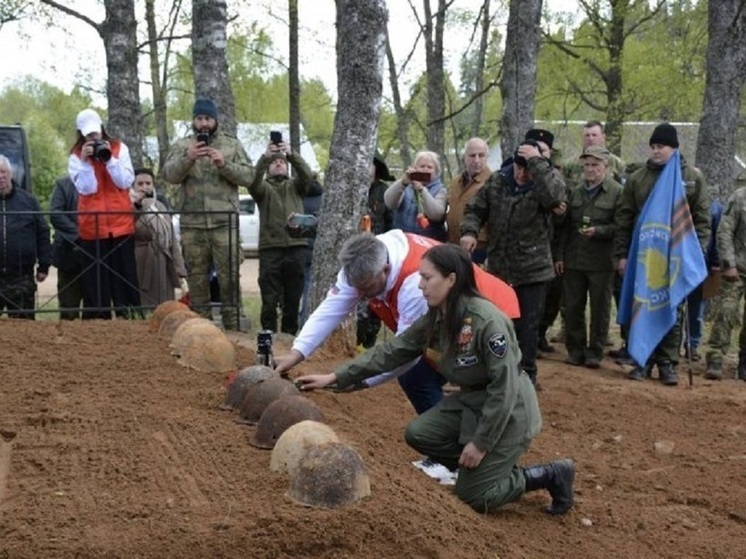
left=409, top=171, right=431, bottom=183
left=196, top=132, right=210, bottom=145
left=270, top=130, right=283, bottom=145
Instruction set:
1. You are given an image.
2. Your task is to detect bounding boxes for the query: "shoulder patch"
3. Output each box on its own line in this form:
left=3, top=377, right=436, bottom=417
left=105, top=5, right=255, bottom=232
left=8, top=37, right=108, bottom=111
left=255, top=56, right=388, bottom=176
left=488, top=333, right=507, bottom=358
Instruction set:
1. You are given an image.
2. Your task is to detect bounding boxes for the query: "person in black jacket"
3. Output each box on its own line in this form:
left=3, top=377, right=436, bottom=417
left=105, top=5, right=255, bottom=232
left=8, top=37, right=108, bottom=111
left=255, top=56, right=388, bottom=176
left=0, top=154, right=52, bottom=319
left=49, top=175, right=83, bottom=319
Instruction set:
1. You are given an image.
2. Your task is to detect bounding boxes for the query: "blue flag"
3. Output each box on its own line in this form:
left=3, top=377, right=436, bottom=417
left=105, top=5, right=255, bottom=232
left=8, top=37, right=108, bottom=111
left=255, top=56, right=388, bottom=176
left=617, top=151, right=707, bottom=366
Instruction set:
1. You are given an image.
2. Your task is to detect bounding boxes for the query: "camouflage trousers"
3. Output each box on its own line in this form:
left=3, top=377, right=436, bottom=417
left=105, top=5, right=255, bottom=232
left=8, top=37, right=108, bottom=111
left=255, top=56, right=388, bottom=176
left=0, top=273, right=36, bottom=319
left=706, top=276, right=746, bottom=363
left=181, top=227, right=243, bottom=330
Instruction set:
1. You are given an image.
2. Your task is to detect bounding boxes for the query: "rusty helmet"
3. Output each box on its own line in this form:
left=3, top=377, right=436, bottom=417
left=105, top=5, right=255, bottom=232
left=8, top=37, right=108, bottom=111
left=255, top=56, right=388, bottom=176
left=237, top=377, right=298, bottom=424
left=219, top=365, right=277, bottom=411
left=148, top=300, right=189, bottom=332
left=250, top=395, right=326, bottom=450
left=171, top=318, right=236, bottom=373
left=158, top=309, right=200, bottom=339
left=286, top=442, right=370, bottom=508
left=270, top=420, right=339, bottom=476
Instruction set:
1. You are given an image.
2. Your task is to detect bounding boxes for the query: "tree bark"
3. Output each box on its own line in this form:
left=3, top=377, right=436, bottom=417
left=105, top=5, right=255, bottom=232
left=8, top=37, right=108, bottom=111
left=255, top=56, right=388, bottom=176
left=311, top=0, right=387, bottom=317
left=423, top=0, right=446, bottom=156
left=695, top=0, right=746, bottom=199
left=499, top=0, right=542, bottom=159
left=385, top=28, right=412, bottom=167
left=471, top=0, right=492, bottom=139
left=144, top=0, right=170, bottom=169
left=288, top=0, right=301, bottom=157
left=192, top=0, right=236, bottom=136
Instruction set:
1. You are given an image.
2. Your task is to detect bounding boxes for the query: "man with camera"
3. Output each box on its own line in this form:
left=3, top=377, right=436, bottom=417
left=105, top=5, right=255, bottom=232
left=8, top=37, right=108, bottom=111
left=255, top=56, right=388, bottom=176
left=162, top=98, right=254, bottom=330
left=248, top=135, right=313, bottom=335
left=460, top=136, right=567, bottom=387
left=68, top=108, right=141, bottom=319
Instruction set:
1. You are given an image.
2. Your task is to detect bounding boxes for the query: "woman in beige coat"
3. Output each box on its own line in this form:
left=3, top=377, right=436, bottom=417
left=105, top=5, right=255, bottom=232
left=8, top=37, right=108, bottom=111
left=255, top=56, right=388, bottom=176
left=131, top=169, right=187, bottom=307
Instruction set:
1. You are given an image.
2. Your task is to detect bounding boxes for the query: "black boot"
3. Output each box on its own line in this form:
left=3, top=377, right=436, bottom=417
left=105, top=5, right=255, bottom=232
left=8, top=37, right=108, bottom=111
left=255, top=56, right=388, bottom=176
left=522, top=459, right=575, bottom=515
left=657, top=361, right=679, bottom=386
left=628, top=363, right=652, bottom=381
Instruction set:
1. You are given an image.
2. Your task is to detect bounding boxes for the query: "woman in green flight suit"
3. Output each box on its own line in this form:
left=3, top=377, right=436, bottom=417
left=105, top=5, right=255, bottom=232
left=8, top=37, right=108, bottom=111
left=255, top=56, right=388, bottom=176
left=295, top=244, right=575, bottom=515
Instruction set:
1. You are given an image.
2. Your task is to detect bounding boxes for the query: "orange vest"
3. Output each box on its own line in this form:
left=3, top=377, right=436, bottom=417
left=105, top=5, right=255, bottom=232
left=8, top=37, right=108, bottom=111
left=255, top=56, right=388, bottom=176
left=368, top=233, right=521, bottom=332
left=75, top=142, right=135, bottom=241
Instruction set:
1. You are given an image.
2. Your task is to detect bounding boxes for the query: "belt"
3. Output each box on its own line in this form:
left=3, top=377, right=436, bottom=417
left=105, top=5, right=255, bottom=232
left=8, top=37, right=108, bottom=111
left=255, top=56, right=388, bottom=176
left=458, top=382, right=489, bottom=393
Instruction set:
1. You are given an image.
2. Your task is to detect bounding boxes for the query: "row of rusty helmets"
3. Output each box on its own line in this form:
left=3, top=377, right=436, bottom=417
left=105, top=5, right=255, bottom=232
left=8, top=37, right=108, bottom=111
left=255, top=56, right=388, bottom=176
left=222, top=366, right=370, bottom=508
left=148, top=300, right=237, bottom=373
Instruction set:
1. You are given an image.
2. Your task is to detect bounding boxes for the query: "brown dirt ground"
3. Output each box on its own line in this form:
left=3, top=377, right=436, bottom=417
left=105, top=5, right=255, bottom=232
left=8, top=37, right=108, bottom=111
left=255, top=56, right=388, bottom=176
left=1, top=318, right=746, bottom=559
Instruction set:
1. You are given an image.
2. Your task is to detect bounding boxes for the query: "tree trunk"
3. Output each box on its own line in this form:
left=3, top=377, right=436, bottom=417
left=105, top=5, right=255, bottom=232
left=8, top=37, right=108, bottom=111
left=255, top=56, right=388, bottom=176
left=311, top=0, right=387, bottom=319
left=102, top=0, right=142, bottom=167
left=423, top=0, right=446, bottom=156
left=192, top=0, right=236, bottom=136
left=604, top=2, right=626, bottom=155
left=385, top=29, right=411, bottom=167
left=499, top=0, right=543, bottom=159
left=288, top=0, right=301, bottom=157
left=695, top=0, right=746, bottom=200
left=471, top=0, right=491, bottom=139
left=144, top=0, right=170, bottom=169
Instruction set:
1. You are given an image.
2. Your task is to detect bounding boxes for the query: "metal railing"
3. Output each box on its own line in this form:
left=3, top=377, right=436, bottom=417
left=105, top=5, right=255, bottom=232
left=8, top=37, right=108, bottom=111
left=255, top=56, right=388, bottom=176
left=0, top=208, right=242, bottom=328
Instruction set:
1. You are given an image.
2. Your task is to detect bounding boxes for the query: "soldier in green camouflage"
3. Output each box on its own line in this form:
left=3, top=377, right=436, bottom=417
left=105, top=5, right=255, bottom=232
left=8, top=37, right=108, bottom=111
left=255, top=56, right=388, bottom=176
left=460, top=139, right=568, bottom=386
left=614, top=123, right=711, bottom=385
left=162, top=98, right=254, bottom=330
left=704, top=186, right=746, bottom=381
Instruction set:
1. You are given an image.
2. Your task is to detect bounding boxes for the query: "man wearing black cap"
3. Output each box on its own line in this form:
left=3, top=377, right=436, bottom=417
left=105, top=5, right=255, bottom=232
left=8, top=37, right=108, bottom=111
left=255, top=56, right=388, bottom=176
left=162, top=98, right=254, bottom=330
left=460, top=136, right=567, bottom=387
left=249, top=139, right=313, bottom=335
left=614, top=122, right=710, bottom=385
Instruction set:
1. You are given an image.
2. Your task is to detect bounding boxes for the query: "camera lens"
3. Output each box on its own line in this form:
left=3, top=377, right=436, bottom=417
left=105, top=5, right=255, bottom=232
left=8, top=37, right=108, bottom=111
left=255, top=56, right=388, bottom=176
left=93, top=142, right=112, bottom=163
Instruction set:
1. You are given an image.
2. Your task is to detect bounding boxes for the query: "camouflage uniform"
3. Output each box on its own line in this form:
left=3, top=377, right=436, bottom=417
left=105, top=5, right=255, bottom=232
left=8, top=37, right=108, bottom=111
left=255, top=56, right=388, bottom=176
left=249, top=152, right=312, bottom=335
left=706, top=186, right=746, bottom=379
left=614, top=156, right=710, bottom=367
left=460, top=157, right=567, bottom=382
left=357, top=178, right=394, bottom=348
left=162, top=129, right=253, bottom=330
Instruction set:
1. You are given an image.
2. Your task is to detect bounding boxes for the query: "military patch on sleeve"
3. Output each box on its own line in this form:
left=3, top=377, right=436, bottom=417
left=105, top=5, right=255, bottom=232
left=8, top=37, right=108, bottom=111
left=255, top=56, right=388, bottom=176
left=488, top=333, right=507, bottom=358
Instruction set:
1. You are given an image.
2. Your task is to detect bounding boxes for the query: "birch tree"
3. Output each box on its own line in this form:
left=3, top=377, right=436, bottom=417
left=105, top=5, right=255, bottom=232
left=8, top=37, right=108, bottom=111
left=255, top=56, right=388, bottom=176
left=695, top=0, right=746, bottom=200
left=310, top=0, right=387, bottom=318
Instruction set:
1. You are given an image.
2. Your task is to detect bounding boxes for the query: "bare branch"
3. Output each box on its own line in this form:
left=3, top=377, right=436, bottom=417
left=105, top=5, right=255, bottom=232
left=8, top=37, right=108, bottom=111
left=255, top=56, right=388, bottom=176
left=38, top=0, right=100, bottom=33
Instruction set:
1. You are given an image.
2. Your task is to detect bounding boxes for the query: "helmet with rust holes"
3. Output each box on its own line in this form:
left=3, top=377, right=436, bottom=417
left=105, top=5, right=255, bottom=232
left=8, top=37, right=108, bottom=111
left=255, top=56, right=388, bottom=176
left=250, top=395, right=326, bottom=450
left=149, top=300, right=190, bottom=332
left=286, top=441, right=370, bottom=508
left=270, top=420, right=339, bottom=476
left=238, top=377, right=298, bottom=424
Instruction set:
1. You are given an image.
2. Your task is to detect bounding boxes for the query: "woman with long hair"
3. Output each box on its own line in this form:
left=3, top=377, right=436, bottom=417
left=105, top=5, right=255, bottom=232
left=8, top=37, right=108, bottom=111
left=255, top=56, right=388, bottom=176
left=296, top=244, right=575, bottom=516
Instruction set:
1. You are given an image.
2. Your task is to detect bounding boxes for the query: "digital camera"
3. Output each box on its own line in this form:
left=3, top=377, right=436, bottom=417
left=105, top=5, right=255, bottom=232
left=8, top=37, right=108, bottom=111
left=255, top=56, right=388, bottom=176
left=91, top=140, right=112, bottom=163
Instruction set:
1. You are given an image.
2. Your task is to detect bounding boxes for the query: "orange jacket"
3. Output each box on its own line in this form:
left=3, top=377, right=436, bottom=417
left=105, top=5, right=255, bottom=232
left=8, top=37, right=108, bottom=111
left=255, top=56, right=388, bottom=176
left=368, top=233, right=520, bottom=332
left=74, top=142, right=135, bottom=240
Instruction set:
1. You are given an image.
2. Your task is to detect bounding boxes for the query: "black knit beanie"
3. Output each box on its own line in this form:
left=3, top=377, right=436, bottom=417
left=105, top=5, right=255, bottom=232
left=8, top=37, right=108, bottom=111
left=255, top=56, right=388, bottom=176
left=649, top=123, right=679, bottom=148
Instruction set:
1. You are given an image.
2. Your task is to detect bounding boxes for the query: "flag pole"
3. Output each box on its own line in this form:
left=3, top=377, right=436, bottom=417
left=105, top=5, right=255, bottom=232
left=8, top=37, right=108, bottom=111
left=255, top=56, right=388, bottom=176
left=683, top=302, right=694, bottom=387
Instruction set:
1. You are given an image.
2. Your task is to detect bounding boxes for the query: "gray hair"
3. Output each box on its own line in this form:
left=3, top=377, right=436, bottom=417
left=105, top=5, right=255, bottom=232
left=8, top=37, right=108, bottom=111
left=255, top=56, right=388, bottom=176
left=0, top=154, right=11, bottom=172
left=338, top=233, right=388, bottom=287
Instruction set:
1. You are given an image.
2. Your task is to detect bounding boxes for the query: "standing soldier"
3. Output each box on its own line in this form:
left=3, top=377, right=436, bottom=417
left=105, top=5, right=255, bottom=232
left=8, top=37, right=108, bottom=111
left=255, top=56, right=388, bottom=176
left=704, top=186, right=746, bottom=381
left=615, top=123, right=710, bottom=385
left=460, top=137, right=567, bottom=387
left=556, top=146, right=622, bottom=368
left=162, top=98, right=254, bottom=330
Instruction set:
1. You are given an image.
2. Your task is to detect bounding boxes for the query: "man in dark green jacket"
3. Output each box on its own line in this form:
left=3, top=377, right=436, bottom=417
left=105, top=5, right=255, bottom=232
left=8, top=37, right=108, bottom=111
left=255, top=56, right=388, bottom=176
left=556, top=146, right=623, bottom=368
left=249, top=141, right=312, bottom=335
left=460, top=139, right=567, bottom=386
left=614, top=123, right=710, bottom=385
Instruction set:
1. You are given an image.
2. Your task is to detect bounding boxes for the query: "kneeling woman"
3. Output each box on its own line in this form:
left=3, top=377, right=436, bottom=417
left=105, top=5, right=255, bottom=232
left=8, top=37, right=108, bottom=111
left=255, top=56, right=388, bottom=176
left=296, top=244, right=574, bottom=515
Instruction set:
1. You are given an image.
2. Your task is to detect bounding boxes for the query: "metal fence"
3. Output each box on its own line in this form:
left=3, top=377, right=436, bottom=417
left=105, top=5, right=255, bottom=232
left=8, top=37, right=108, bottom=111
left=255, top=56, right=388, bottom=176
left=0, top=208, right=242, bottom=328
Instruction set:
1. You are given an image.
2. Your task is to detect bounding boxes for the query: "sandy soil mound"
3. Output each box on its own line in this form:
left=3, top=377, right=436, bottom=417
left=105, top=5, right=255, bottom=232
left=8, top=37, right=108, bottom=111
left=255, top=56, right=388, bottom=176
left=1, top=319, right=745, bottom=558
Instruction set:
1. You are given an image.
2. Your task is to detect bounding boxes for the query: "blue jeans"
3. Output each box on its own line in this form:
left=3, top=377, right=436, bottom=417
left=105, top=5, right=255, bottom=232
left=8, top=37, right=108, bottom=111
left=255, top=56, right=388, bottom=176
left=397, top=358, right=446, bottom=415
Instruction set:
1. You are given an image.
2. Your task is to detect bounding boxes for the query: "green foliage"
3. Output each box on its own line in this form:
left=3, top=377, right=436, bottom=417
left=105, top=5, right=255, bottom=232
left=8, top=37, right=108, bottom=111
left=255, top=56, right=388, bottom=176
left=0, top=78, right=95, bottom=207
